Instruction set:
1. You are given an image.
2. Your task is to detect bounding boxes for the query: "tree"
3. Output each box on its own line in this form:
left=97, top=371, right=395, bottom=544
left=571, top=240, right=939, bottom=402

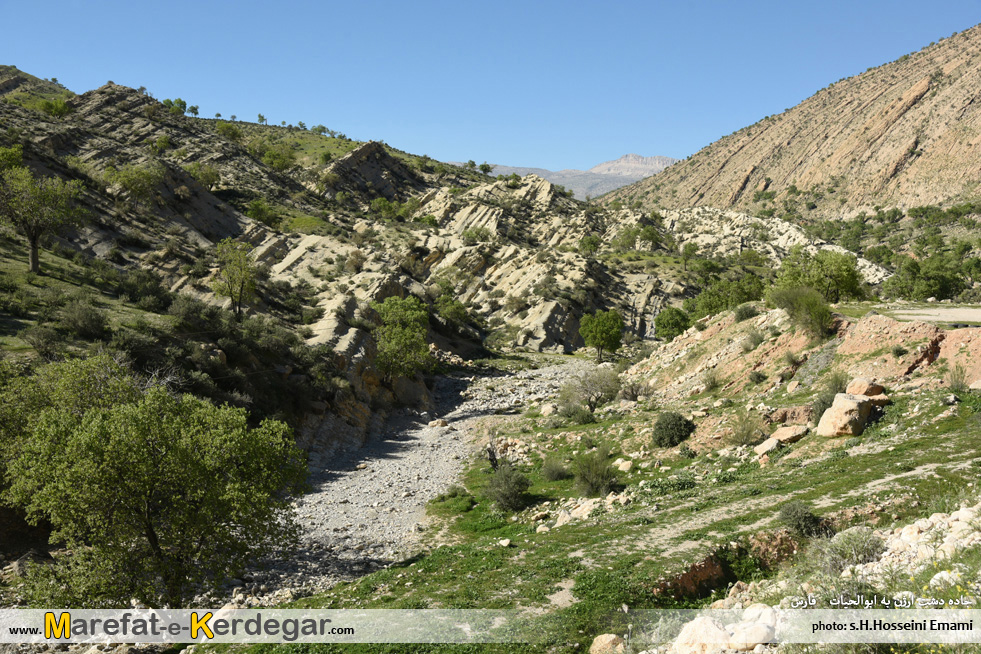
left=654, top=306, right=690, bottom=341
left=214, top=112, right=221, bottom=118
left=465, top=160, right=477, bottom=171
left=370, top=295, right=433, bottom=380
left=311, top=124, right=327, bottom=135
left=212, top=238, right=257, bottom=317
left=0, top=167, right=84, bottom=273
left=230, top=115, right=237, bottom=121
left=773, top=246, right=864, bottom=302
left=188, top=105, right=199, bottom=117
left=578, top=234, right=601, bottom=256
left=257, top=113, right=266, bottom=125
left=479, top=162, right=493, bottom=175
left=681, top=242, right=699, bottom=271
left=297, top=121, right=307, bottom=130
left=579, top=310, right=623, bottom=362
left=5, top=385, right=306, bottom=607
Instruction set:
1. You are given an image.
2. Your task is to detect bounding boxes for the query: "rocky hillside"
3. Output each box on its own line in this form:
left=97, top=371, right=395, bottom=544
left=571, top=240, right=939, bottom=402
left=607, top=24, right=981, bottom=219
left=486, top=153, right=678, bottom=199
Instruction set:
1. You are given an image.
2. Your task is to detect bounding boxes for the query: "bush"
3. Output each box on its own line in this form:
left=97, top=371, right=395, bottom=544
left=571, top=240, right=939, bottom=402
left=947, top=363, right=968, bottom=394
left=486, top=462, right=530, bottom=512
left=814, top=526, right=885, bottom=575
left=572, top=449, right=617, bottom=497
left=779, top=501, right=823, bottom=538
left=652, top=411, right=695, bottom=448
left=558, top=366, right=621, bottom=413
left=767, top=286, right=832, bottom=337
left=542, top=457, right=572, bottom=481
left=702, top=369, right=721, bottom=392
left=654, top=307, right=690, bottom=341
left=561, top=404, right=596, bottom=425
left=748, top=370, right=767, bottom=384
left=59, top=300, right=108, bottom=340
left=20, top=326, right=61, bottom=358
left=742, top=328, right=765, bottom=352
left=734, top=304, right=758, bottom=322
left=891, top=345, right=908, bottom=357
left=729, top=411, right=764, bottom=445
left=812, top=370, right=848, bottom=418
left=678, top=444, right=697, bottom=459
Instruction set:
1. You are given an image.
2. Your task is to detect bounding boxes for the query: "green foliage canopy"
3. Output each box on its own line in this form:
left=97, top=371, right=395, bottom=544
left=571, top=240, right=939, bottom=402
left=579, top=310, right=623, bottom=362
left=370, top=295, right=433, bottom=380
left=5, top=385, right=305, bottom=608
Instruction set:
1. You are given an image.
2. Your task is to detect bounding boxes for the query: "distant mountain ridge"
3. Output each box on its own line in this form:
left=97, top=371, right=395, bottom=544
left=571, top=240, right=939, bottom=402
left=455, top=154, right=678, bottom=199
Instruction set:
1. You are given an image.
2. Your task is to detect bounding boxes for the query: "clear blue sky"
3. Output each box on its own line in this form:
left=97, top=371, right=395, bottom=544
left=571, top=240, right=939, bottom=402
left=2, top=0, right=979, bottom=170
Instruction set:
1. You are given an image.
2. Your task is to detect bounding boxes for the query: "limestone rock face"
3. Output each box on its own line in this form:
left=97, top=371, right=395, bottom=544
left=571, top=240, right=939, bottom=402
left=605, top=25, right=981, bottom=220
left=816, top=393, right=873, bottom=437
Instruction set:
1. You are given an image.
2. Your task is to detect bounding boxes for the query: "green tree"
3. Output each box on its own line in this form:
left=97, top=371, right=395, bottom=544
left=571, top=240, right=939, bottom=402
left=681, top=242, right=699, bottom=271
left=773, top=246, right=864, bottom=302
left=212, top=238, right=257, bottom=317
left=465, top=160, right=477, bottom=171
left=311, top=124, right=327, bottom=135
left=478, top=162, right=493, bottom=175
left=370, top=295, right=433, bottom=380
left=0, top=144, right=23, bottom=170
left=258, top=113, right=267, bottom=125
left=579, top=310, right=623, bottom=362
left=215, top=121, right=242, bottom=141
left=578, top=234, right=601, bottom=256
left=0, top=167, right=84, bottom=273
left=5, top=386, right=306, bottom=608
left=654, top=306, right=690, bottom=341
left=188, top=105, right=199, bottom=116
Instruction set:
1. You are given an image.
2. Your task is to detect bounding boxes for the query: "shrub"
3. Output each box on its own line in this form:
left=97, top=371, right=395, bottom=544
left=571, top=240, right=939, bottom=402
left=572, top=449, right=617, bottom=496
left=20, top=326, right=61, bottom=358
left=542, top=457, right=572, bottom=481
left=729, top=411, right=764, bottom=445
left=812, top=370, right=848, bottom=418
left=779, top=501, right=823, bottom=538
left=742, top=329, right=765, bottom=352
left=59, top=300, right=108, bottom=340
left=702, top=369, right=721, bottom=392
left=891, top=345, right=908, bottom=357
left=767, top=286, right=832, bottom=336
left=814, top=526, right=885, bottom=575
left=783, top=351, right=803, bottom=367
left=558, top=366, right=621, bottom=413
left=678, top=444, right=697, bottom=459
left=748, top=370, right=767, bottom=384
left=947, top=363, right=968, bottom=394
left=734, top=304, right=758, bottom=322
left=561, top=405, right=596, bottom=425
left=652, top=411, right=695, bottom=448
left=486, top=462, right=530, bottom=512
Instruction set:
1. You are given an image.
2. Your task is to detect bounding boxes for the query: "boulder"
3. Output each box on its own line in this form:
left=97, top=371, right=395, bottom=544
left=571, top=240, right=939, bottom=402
left=816, top=393, right=872, bottom=437
left=673, top=617, right=729, bottom=654
left=589, top=634, right=625, bottom=654
left=753, top=438, right=780, bottom=457
left=867, top=394, right=892, bottom=408
left=727, top=622, right=775, bottom=651
left=772, top=425, right=808, bottom=443
left=540, top=403, right=557, bottom=417
left=428, top=419, right=448, bottom=427
left=767, top=405, right=812, bottom=425
left=786, top=380, right=800, bottom=393
left=845, top=378, right=884, bottom=396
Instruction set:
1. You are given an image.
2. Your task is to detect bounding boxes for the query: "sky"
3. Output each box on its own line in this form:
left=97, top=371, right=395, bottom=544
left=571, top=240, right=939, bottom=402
left=2, top=0, right=979, bottom=170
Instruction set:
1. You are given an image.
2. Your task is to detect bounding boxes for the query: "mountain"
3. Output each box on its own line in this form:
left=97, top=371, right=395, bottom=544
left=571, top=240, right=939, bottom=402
left=606, top=24, right=981, bottom=219
left=475, top=153, right=678, bottom=199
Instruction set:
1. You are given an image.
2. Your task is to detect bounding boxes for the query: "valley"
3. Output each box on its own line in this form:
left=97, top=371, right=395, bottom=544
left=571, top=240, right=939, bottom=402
left=3, top=18, right=981, bottom=654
